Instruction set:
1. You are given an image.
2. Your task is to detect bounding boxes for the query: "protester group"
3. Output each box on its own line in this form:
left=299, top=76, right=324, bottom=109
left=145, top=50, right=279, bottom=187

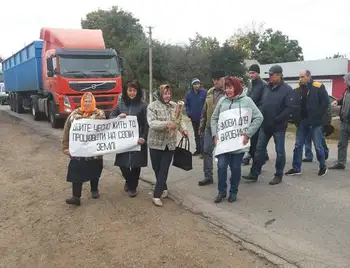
left=62, top=64, right=350, bottom=207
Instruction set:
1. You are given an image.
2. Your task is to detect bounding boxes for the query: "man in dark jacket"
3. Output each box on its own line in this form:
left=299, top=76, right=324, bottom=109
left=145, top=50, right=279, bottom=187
left=243, top=65, right=293, bottom=185
left=329, top=73, right=350, bottom=170
left=242, top=64, right=269, bottom=165
left=285, top=70, right=329, bottom=176
left=185, top=78, right=207, bottom=156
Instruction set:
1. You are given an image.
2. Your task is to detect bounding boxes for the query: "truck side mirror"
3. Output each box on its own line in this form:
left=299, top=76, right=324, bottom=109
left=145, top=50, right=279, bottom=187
left=118, top=56, right=125, bottom=75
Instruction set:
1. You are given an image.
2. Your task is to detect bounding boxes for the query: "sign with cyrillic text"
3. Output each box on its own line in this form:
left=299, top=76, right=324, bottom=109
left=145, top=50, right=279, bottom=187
left=214, top=108, right=252, bottom=156
left=69, top=116, right=140, bottom=157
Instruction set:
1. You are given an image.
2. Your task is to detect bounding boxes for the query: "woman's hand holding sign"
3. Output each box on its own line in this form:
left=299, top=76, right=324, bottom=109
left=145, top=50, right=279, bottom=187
left=243, top=134, right=249, bottom=145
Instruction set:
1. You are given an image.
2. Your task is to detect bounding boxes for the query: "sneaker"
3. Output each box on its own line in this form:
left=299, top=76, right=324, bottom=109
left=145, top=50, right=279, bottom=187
left=91, top=191, right=100, bottom=199
left=152, top=198, right=163, bottom=207
left=65, top=197, right=81, bottom=206
left=161, top=190, right=168, bottom=198
left=318, top=168, right=327, bottom=176
left=302, top=158, right=313, bottom=162
left=285, top=168, right=301, bottom=176
left=269, top=176, right=282, bottom=185
left=242, top=174, right=258, bottom=182
left=329, top=163, right=345, bottom=170
left=198, top=178, right=213, bottom=186
left=214, top=193, right=226, bottom=203
left=228, top=193, right=237, bottom=203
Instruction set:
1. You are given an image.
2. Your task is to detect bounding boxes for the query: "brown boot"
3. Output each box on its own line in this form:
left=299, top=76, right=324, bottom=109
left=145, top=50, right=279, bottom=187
left=65, top=197, right=81, bottom=206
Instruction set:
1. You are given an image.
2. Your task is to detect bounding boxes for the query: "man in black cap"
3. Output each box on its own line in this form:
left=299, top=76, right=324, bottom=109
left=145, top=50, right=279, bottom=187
left=243, top=65, right=293, bottom=185
left=198, top=70, right=226, bottom=186
left=242, top=64, right=269, bottom=165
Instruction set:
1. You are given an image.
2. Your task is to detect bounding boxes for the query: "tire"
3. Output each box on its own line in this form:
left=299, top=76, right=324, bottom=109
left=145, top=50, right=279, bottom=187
left=48, top=100, right=63, bottom=128
left=15, top=93, right=24, bottom=114
left=31, top=97, right=42, bottom=121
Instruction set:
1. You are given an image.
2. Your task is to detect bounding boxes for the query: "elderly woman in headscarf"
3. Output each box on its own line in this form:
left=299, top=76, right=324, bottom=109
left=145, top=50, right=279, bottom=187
left=147, top=84, right=188, bottom=207
left=110, top=80, right=148, bottom=197
left=62, top=92, right=106, bottom=206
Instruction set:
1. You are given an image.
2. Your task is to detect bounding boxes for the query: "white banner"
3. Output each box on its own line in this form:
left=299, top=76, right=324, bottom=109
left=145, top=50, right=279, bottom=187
left=214, top=108, right=252, bottom=156
left=69, top=116, right=141, bottom=157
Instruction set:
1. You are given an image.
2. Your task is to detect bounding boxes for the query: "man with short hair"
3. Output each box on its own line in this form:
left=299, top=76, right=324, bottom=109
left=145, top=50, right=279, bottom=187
left=198, top=71, right=226, bottom=186
left=243, top=65, right=293, bottom=185
left=285, top=70, right=329, bottom=176
left=185, top=78, right=207, bottom=156
left=242, top=64, right=269, bottom=165
left=329, top=73, right=350, bottom=170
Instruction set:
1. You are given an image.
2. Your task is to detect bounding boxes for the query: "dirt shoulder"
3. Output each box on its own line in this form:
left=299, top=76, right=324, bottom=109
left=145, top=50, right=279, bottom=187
left=0, top=113, right=275, bottom=268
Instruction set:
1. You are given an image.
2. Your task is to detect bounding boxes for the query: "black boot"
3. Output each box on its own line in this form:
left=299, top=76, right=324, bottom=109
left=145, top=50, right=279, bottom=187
left=127, top=190, right=137, bottom=198
left=65, top=197, right=81, bottom=206
left=124, top=182, right=129, bottom=192
left=269, top=176, right=282, bottom=185
left=329, top=163, right=345, bottom=170
left=198, top=178, right=213, bottom=186
left=214, top=192, right=226, bottom=203
left=91, top=190, right=100, bottom=199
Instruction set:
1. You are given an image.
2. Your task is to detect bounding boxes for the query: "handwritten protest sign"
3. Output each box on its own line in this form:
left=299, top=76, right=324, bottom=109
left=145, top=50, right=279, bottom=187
left=214, top=108, right=252, bottom=156
left=69, top=116, right=140, bottom=157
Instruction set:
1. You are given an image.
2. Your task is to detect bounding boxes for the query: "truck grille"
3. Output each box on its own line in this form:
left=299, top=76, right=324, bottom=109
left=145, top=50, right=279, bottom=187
left=69, top=81, right=116, bottom=91
left=73, top=96, right=115, bottom=103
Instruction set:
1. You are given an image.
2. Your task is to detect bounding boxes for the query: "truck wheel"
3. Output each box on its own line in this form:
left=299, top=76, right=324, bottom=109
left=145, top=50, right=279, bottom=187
left=48, top=100, right=63, bottom=128
left=31, top=99, right=42, bottom=121
left=9, top=94, right=14, bottom=111
left=15, top=93, right=24, bottom=114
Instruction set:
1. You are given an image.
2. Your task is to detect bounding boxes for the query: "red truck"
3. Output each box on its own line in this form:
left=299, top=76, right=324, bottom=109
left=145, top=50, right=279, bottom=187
left=2, top=27, right=123, bottom=128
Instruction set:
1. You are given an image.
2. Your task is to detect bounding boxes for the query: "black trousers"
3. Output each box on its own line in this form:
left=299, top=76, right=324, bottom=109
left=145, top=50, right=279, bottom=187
left=120, top=167, right=141, bottom=191
left=191, top=120, right=202, bottom=153
left=150, top=148, right=174, bottom=198
left=72, top=179, right=99, bottom=198
left=249, top=128, right=260, bottom=161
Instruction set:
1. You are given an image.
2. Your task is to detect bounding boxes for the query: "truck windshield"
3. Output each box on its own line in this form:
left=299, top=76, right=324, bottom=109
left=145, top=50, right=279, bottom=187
left=59, top=56, right=120, bottom=78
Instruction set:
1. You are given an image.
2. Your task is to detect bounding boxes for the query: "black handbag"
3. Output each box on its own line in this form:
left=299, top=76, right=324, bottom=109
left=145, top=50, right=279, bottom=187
left=172, top=136, right=193, bottom=171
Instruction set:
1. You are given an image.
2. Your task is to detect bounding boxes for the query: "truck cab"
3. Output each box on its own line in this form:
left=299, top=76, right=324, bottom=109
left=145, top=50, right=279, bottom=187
left=3, top=27, right=123, bottom=128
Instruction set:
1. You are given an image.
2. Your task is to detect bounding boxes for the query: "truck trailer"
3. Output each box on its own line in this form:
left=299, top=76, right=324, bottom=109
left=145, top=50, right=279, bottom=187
left=1, top=27, right=123, bottom=128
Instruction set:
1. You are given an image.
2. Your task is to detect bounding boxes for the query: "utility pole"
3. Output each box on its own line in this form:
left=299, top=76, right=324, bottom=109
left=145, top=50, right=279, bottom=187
left=147, top=26, right=153, bottom=103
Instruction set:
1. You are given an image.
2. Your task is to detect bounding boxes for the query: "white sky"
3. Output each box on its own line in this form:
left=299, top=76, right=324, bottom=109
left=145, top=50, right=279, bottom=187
left=1, top=0, right=349, bottom=61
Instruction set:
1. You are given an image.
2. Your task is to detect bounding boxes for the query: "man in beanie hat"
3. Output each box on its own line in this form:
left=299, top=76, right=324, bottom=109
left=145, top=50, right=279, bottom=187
left=329, top=73, right=350, bottom=170
left=242, top=64, right=269, bottom=166
left=185, top=78, right=207, bottom=156
left=198, top=70, right=226, bottom=186
left=243, top=65, right=293, bottom=185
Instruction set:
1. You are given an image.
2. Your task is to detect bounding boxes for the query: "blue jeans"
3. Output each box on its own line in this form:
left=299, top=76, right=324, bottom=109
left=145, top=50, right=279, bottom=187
left=293, top=120, right=326, bottom=172
left=251, top=129, right=286, bottom=178
left=217, top=153, right=244, bottom=194
left=304, top=131, right=329, bottom=160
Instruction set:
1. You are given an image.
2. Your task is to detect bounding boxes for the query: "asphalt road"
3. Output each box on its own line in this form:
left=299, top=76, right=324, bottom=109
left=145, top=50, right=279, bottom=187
left=1, top=105, right=350, bottom=268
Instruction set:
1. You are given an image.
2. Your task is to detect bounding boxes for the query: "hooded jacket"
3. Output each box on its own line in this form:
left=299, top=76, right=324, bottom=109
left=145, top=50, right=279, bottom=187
left=211, top=91, right=263, bottom=154
left=109, top=84, right=149, bottom=168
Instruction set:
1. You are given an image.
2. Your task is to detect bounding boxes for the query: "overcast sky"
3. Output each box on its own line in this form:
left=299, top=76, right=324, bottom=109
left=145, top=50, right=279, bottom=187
left=1, top=0, right=349, bottom=61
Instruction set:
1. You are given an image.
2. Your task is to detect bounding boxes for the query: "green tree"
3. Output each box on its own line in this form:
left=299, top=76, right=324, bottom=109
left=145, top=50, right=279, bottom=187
left=327, top=53, right=346, bottom=59
left=230, top=26, right=304, bottom=64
